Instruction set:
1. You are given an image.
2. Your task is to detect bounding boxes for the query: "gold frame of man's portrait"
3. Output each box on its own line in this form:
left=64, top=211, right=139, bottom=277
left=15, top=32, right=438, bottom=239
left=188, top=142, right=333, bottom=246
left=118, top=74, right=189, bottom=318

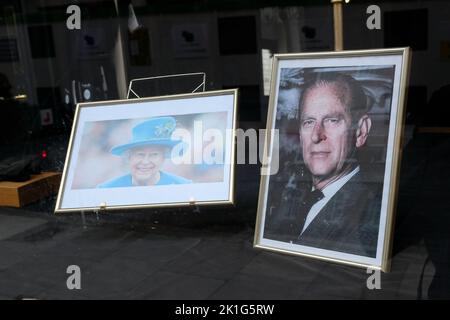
left=254, top=48, right=411, bottom=272
left=55, top=89, right=238, bottom=214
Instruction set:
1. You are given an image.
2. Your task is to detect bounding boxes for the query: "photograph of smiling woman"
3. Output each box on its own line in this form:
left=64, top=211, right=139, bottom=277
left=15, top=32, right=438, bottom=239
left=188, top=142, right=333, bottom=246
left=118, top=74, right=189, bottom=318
left=97, top=117, right=191, bottom=188
left=69, top=111, right=229, bottom=190
left=54, top=89, right=237, bottom=212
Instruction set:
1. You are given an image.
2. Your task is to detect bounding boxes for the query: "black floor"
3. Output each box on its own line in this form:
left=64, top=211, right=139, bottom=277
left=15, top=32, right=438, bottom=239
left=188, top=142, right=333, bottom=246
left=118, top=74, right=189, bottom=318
left=0, top=133, right=449, bottom=299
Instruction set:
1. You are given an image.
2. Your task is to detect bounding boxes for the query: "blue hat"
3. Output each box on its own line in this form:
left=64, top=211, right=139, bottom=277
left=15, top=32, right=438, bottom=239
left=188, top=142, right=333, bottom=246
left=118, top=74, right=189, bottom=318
left=111, top=117, right=182, bottom=156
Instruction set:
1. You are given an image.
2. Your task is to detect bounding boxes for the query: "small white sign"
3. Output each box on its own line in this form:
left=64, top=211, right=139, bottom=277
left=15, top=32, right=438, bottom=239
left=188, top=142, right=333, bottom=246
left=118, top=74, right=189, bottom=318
left=40, top=108, right=54, bottom=126
left=172, top=24, right=209, bottom=58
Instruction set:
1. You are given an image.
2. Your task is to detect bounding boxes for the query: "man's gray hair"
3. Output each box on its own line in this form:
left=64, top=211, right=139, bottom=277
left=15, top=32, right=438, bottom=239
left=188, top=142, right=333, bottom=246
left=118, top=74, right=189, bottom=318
left=299, top=72, right=369, bottom=125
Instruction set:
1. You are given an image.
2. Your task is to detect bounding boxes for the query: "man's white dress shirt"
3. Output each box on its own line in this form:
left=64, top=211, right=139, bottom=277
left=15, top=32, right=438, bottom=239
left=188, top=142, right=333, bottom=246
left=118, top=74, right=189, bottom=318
left=300, top=166, right=360, bottom=235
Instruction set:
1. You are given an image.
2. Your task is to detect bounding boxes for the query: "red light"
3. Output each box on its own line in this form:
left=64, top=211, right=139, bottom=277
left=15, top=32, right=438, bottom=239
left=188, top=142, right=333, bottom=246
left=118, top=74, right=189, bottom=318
left=41, top=150, right=48, bottom=159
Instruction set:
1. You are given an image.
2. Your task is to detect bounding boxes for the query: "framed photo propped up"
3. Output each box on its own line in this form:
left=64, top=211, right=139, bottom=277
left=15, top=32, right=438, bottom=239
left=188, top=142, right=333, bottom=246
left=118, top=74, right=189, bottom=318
left=55, top=89, right=237, bottom=213
left=254, top=48, right=411, bottom=271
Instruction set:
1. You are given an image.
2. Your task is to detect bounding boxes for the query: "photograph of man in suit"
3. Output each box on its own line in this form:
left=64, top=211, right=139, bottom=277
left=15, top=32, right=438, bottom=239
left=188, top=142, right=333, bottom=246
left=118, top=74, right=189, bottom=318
left=264, top=72, right=383, bottom=258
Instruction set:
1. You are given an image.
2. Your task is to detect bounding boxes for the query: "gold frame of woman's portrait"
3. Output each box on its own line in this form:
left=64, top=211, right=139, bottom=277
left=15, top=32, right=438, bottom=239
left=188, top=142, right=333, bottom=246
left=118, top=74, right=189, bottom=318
left=55, top=89, right=238, bottom=214
left=254, top=48, right=411, bottom=272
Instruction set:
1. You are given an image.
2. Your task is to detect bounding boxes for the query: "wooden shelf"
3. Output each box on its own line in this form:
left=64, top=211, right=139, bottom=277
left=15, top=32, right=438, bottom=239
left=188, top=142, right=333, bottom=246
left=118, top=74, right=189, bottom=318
left=0, top=172, right=61, bottom=208
left=417, top=127, right=450, bottom=134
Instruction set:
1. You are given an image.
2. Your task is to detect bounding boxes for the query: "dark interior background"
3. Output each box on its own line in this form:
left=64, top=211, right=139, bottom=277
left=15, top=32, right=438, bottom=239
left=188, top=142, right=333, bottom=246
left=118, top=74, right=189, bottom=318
left=0, top=0, right=449, bottom=299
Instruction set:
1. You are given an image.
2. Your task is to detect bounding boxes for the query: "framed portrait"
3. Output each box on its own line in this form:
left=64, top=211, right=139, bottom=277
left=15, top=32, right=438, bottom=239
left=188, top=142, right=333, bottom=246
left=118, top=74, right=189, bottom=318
left=55, top=89, right=237, bottom=213
left=254, top=48, right=411, bottom=271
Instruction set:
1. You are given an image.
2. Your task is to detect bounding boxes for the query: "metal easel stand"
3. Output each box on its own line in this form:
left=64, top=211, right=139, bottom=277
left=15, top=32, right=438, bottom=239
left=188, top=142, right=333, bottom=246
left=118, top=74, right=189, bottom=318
left=126, top=72, right=207, bottom=214
left=126, top=72, right=206, bottom=99
left=189, top=197, right=201, bottom=214
left=80, top=210, right=87, bottom=230
left=79, top=202, right=107, bottom=230
left=77, top=74, right=206, bottom=229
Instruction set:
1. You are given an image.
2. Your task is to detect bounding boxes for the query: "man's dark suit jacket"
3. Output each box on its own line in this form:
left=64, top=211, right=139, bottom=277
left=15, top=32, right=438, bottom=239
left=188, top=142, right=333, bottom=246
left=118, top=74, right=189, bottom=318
left=264, top=169, right=382, bottom=258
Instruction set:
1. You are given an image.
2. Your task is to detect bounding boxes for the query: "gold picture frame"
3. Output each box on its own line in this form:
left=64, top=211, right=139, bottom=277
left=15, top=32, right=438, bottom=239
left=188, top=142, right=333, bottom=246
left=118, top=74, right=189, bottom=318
left=55, top=89, right=238, bottom=213
left=254, top=48, right=411, bottom=272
